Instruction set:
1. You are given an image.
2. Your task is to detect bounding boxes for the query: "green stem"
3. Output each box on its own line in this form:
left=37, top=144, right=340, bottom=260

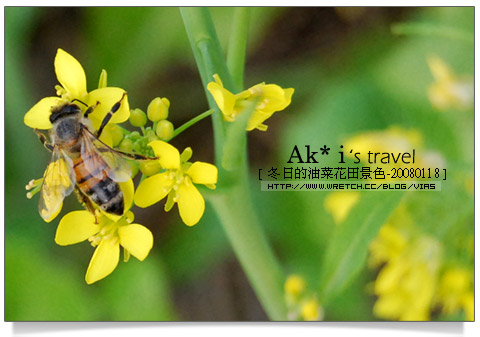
left=208, top=175, right=286, bottom=320
left=180, top=7, right=286, bottom=320
left=227, top=7, right=250, bottom=91
left=180, top=7, right=234, bottom=164
left=168, top=109, right=214, bottom=141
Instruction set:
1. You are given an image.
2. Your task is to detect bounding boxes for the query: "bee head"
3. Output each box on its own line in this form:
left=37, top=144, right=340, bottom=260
left=50, top=103, right=82, bottom=124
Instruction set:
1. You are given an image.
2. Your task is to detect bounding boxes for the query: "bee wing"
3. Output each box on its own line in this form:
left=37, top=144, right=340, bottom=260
left=38, top=147, right=75, bottom=222
left=80, top=127, right=131, bottom=183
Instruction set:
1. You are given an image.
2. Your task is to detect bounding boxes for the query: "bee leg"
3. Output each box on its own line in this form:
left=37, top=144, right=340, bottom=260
left=34, top=129, right=54, bottom=152
left=96, top=92, right=127, bottom=138
left=71, top=98, right=88, bottom=108
left=74, top=188, right=99, bottom=223
left=84, top=198, right=99, bottom=223
left=112, top=150, right=157, bottom=161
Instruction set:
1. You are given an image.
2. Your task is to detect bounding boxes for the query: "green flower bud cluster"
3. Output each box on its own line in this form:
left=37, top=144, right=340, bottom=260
left=127, top=97, right=175, bottom=141
left=119, top=131, right=154, bottom=156
left=115, top=97, right=179, bottom=177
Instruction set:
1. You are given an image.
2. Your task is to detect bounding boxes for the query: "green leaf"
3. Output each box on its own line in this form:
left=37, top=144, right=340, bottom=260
left=318, top=191, right=405, bottom=304
left=391, top=22, right=473, bottom=44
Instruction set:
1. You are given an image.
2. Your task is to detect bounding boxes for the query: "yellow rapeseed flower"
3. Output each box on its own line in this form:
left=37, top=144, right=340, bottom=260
left=134, top=140, right=218, bottom=226
left=24, top=48, right=130, bottom=134
left=284, top=274, right=324, bottom=321
left=344, top=126, right=422, bottom=164
left=40, top=159, right=72, bottom=222
left=207, top=74, right=294, bottom=131
left=54, top=180, right=153, bottom=284
left=324, top=191, right=360, bottom=224
left=436, top=267, right=473, bottom=320
left=371, top=233, right=442, bottom=321
left=301, top=298, right=323, bottom=321
left=427, top=55, right=473, bottom=111
left=285, top=274, right=306, bottom=298
left=343, top=126, right=445, bottom=173
left=368, top=223, right=409, bottom=268
left=25, top=158, right=74, bottom=223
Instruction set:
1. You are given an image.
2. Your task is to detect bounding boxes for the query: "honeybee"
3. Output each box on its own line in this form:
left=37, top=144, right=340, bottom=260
left=34, top=93, right=146, bottom=222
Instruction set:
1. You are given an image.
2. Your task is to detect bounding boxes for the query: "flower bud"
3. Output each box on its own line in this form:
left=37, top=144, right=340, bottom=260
left=132, top=140, right=143, bottom=154
left=285, top=275, right=306, bottom=298
left=155, top=120, right=174, bottom=140
left=118, top=138, right=133, bottom=152
left=98, top=69, right=108, bottom=89
left=129, top=131, right=141, bottom=140
left=128, top=160, right=139, bottom=178
left=180, top=147, right=193, bottom=162
left=301, top=298, right=322, bottom=321
left=129, top=108, right=147, bottom=127
left=147, top=97, right=170, bottom=122
left=108, top=124, right=124, bottom=147
left=145, top=129, right=158, bottom=143
left=140, top=160, right=162, bottom=176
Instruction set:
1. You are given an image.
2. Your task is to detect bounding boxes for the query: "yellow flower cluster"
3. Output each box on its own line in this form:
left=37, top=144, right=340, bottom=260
left=368, top=210, right=473, bottom=321
left=24, top=49, right=130, bottom=144
left=427, top=56, right=473, bottom=111
left=436, top=267, right=474, bottom=320
left=370, top=228, right=441, bottom=320
left=324, top=191, right=360, bottom=224
left=343, top=126, right=446, bottom=178
left=24, top=49, right=218, bottom=284
left=134, top=141, right=218, bottom=227
left=284, top=274, right=324, bottom=321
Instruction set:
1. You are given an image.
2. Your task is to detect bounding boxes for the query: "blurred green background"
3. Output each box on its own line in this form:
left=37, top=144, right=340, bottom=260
left=5, top=7, right=473, bottom=321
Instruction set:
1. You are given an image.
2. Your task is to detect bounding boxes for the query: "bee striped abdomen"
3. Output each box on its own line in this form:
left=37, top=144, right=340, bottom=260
left=73, top=157, right=124, bottom=215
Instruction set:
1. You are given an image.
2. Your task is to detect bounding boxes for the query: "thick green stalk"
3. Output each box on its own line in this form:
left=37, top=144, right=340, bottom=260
left=209, top=170, right=286, bottom=320
left=180, top=7, right=286, bottom=320
left=180, top=7, right=233, bottom=164
left=227, top=7, right=250, bottom=91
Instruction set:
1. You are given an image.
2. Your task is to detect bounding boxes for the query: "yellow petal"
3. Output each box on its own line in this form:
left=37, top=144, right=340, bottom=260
left=301, top=298, right=320, bottom=321
left=118, top=224, right=153, bottom=261
left=213, top=73, right=224, bottom=86
left=134, top=172, right=173, bottom=208
left=177, top=178, right=205, bottom=226
left=98, top=127, right=114, bottom=147
left=55, top=48, right=87, bottom=99
left=186, top=162, right=218, bottom=185
left=24, top=97, right=64, bottom=129
left=246, top=110, right=274, bottom=131
left=119, top=179, right=134, bottom=212
left=87, top=88, right=130, bottom=130
left=148, top=140, right=180, bottom=169
left=257, top=84, right=294, bottom=114
left=55, top=211, right=100, bottom=246
left=85, top=237, right=120, bottom=284
left=283, top=88, right=295, bottom=106
left=98, top=69, right=108, bottom=89
left=40, top=201, right=63, bottom=223
left=207, top=81, right=236, bottom=118
left=285, top=275, right=306, bottom=297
